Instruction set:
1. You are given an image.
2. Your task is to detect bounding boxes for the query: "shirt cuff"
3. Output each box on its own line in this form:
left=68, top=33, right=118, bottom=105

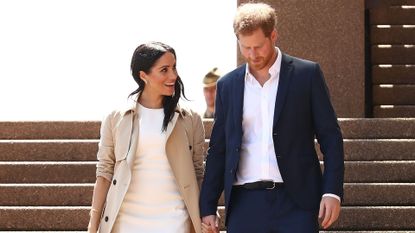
left=323, top=193, right=341, bottom=202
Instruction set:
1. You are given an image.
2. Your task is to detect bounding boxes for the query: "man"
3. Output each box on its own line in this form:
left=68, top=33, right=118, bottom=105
left=200, top=3, right=344, bottom=233
left=203, top=67, right=221, bottom=118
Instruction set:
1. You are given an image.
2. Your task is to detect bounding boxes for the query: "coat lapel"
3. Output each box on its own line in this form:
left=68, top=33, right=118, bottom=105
left=232, top=65, right=246, bottom=134
left=273, top=53, right=294, bottom=128
left=165, top=111, right=188, bottom=188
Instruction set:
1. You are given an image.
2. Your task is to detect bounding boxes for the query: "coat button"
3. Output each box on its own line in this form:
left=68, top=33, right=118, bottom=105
left=235, top=147, right=240, bottom=152
left=113, top=179, right=117, bottom=185
left=230, top=169, right=233, bottom=174
left=273, top=132, right=277, bottom=136
left=104, top=216, right=109, bottom=222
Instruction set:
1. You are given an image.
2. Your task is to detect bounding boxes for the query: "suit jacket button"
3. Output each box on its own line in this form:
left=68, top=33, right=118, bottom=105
left=113, top=179, right=117, bottom=185
left=104, top=216, right=109, bottom=222
left=273, top=132, right=277, bottom=136
left=230, top=169, right=233, bottom=174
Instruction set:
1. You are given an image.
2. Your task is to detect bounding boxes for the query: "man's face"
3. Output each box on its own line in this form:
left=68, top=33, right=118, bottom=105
left=238, top=28, right=277, bottom=72
left=203, top=85, right=216, bottom=108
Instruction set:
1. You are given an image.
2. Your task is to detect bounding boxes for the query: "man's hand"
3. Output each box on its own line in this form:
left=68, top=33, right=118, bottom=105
left=201, top=215, right=219, bottom=233
left=319, top=196, right=341, bottom=229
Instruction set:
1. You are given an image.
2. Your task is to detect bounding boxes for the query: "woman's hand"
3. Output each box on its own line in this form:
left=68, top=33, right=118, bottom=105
left=201, top=215, right=219, bottom=233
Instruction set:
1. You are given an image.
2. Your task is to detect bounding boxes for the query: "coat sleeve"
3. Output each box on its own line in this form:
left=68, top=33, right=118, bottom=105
left=96, top=111, right=116, bottom=182
left=190, top=110, right=205, bottom=189
left=311, top=63, right=344, bottom=198
left=199, top=80, right=227, bottom=217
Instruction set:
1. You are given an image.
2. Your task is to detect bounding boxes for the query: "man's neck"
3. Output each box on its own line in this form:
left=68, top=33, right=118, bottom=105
left=250, top=49, right=278, bottom=86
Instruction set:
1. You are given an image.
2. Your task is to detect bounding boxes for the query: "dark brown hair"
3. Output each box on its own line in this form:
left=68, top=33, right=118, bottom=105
left=129, top=42, right=187, bottom=131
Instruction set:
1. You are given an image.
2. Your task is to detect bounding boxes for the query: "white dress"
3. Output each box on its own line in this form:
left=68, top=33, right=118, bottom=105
left=111, top=104, right=190, bottom=233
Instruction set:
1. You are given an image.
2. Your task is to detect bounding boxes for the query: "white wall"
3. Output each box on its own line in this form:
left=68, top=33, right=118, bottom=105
left=0, top=0, right=236, bottom=120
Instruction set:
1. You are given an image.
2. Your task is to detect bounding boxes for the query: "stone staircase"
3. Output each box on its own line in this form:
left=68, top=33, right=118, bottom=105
left=1, top=119, right=415, bottom=232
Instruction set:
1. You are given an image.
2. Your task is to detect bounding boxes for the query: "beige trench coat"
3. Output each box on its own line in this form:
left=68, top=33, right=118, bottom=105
left=96, top=101, right=204, bottom=233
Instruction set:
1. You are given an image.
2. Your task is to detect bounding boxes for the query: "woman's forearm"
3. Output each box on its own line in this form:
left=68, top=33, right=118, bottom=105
left=88, top=176, right=111, bottom=232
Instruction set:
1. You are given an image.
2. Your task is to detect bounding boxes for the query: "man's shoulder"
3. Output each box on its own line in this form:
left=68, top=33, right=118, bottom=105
left=217, top=64, right=246, bottom=85
left=283, top=53, right=318, bottom=68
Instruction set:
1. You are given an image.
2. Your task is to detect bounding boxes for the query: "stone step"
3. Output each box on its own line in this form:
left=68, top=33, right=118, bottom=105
left=0, top=232, right=87, bottom=233
left=0, top=162, right=96, bottom=183
left=0, top=184, right=93, bottom=206
left=2, top=119, right=415, bottom=140
left=0, top=161, right=414, bottom=183
left=205, top=118, right=415, bottom=139
left=0, top=140, right=99, bottom=161
left=337, top=118, right=415, bottom=139
left=216, top=183, right=415, bottom=207
left=0, top=232, right=413, bottom=233
left=2, top=139, right=415, bottom=161
left=1, top=206, right=414, bottom=231
left=0, top=121, right=100, bottom=140
left=217, top=207, right=415, bottom=231
left=0, top=231, right=410, bottom=233
left=0, top=207, right=89, bottom=230
left=206, top=118, right=413, bottom=139
left=2, top=183, right=414, bottom=207
left=340, top=139, right=415, bottom=161
left=343, top=161, right=415, bottom=183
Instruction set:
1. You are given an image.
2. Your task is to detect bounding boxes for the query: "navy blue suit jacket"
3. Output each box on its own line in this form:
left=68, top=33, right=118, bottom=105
left=200, top=53, right=344, bottom=219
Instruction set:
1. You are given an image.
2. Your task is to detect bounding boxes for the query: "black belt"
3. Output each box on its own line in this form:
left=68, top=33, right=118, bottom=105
left=237, top=181, right=284, bottom=190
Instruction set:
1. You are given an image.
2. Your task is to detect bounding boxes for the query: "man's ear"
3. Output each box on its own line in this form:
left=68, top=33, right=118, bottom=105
left=271, top=29, right=278, bottom=44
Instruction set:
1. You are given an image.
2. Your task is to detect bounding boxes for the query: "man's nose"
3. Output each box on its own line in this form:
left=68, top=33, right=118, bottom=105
left=248, top=49, right=257, bottom=59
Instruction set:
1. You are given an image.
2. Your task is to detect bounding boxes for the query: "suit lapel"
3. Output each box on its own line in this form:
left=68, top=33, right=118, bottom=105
left=273, top=53, right=294, bottom=128
left=232, top=65, right=246, bottom=134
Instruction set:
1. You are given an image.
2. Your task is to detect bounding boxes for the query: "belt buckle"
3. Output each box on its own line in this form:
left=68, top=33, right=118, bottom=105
left=266, top=182, right=276, bottom=190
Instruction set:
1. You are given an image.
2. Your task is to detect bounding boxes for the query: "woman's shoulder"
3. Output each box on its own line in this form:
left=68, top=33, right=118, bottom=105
left=177, top=105, right=201, bottom=119
left=101, top=100, right=136, bottom=124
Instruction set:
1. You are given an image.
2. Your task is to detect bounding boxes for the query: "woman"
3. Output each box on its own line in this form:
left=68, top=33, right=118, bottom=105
left=87, top=42, right=205, bottom=233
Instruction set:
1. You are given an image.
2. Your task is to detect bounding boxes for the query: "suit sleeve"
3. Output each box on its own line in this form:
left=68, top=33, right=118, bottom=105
left=311, top=64, right=345, bottom=199
left=199, top=80, right=227, bottom=217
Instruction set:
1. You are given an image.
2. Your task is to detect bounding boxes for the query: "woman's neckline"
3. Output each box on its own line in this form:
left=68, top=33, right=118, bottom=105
left=138, top=102, right=163, bottom=111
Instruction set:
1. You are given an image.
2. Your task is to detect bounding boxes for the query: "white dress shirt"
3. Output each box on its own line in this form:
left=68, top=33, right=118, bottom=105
left=234, top=47, right=283, bottom=185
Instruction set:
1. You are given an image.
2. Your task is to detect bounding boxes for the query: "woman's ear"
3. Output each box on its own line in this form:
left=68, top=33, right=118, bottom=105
left=139, top=71, right=148, bottom=84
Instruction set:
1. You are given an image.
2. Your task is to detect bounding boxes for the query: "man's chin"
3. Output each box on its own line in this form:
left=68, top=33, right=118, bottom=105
left=248, top=62, right=265, bottom=71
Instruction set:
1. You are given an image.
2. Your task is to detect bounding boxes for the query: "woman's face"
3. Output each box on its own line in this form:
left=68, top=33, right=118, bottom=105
left=141, top=52, right=178, bottom=97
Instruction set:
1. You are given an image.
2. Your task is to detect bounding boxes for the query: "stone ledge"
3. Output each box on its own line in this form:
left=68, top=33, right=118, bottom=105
left=2, top=118, right=415, bottom=140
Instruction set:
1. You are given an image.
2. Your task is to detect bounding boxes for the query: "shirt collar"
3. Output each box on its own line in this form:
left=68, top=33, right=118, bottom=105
left=245, top=47, right=282, bottom=83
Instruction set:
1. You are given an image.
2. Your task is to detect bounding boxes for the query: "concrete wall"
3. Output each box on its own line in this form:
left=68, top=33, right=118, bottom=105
left=237, top=0, right=365, bottom=117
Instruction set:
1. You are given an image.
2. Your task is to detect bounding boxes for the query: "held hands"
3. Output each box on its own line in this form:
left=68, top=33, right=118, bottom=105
left=201, top=214, right=219, bottom=233
left=319, top=196, right=341, bottom=229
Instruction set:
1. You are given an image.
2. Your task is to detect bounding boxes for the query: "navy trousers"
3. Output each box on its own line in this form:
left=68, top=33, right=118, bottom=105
left=226, top=185, right=319, bottom=233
